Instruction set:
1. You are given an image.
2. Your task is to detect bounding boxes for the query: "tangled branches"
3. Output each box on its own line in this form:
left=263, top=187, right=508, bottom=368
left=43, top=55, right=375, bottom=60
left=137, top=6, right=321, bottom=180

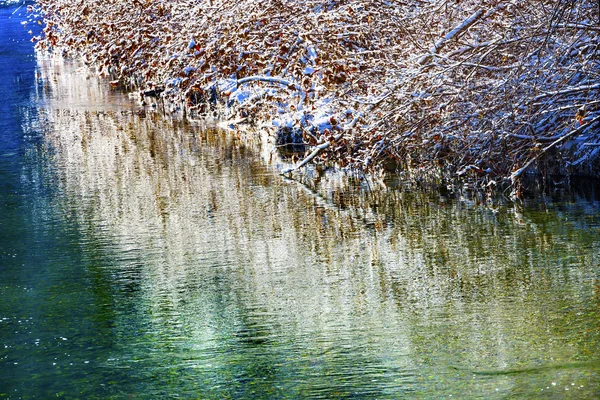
left=34, top=0, right=600, bottom=194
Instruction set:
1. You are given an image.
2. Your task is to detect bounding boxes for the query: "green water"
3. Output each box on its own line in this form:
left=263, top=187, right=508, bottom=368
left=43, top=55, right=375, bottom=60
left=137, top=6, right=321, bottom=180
left=2, top=4, right=600, bottom=399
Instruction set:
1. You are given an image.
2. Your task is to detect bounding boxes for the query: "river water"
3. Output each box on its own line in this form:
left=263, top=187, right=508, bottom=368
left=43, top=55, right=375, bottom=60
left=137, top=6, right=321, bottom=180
left=1, top=2, right=600, bottom=399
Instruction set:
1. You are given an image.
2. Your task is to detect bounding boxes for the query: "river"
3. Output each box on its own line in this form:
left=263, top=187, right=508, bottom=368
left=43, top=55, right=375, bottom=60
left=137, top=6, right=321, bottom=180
left=1, top=2, right=600, bottom=398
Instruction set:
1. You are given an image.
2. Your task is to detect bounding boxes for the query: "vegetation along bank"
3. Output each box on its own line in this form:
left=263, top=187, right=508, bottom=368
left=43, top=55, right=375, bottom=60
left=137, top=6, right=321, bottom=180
left=32, top=0, right=600, bottom=198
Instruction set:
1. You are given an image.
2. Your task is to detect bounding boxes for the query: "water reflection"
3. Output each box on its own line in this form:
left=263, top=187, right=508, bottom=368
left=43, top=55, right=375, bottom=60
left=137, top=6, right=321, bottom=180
left=13, top=55, right=600, bottom=397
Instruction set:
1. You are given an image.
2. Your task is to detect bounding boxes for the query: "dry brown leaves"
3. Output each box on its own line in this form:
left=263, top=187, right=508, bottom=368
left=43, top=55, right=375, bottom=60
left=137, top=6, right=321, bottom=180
left=35, top=0, right=600, bottom=192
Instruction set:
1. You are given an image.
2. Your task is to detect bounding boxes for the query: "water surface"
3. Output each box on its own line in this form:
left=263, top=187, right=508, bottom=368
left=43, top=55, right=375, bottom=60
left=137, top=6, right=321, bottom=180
left=1, top=2, right=600, bottom=398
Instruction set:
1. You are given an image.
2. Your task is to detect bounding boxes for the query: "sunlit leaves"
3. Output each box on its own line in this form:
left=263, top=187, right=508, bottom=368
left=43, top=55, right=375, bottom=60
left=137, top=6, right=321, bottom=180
left=33, top=0, right=600, bottom=189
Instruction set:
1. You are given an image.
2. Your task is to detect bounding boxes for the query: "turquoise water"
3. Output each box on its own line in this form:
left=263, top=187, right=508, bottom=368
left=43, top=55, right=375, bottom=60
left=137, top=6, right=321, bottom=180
left=1, top=2, right=600, bottom=398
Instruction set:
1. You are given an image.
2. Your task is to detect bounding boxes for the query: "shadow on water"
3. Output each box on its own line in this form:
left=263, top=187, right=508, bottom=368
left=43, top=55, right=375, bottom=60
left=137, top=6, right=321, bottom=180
left=1, top=4, right=600, bottom=399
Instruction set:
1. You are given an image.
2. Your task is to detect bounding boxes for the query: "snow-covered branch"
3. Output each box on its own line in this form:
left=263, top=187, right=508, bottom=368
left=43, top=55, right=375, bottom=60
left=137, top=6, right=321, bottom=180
left=281, top=133, right=343, bottom=175
left=511, top=115, right=600, bottom=182
left=237, top=76, right=302, bottom=92
left=418, top=9, right=485, bottom=66
left=34, top=0, right=600, bottom=195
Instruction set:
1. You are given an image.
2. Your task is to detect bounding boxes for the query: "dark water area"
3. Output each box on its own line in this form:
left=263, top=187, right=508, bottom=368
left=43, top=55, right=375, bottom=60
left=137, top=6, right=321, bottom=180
left=1, top=2, right=600, bottom=399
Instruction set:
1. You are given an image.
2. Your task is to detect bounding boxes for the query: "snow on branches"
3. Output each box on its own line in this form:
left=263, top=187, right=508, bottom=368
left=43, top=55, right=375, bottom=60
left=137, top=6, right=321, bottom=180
left=34, top=0, right=600, bottom=192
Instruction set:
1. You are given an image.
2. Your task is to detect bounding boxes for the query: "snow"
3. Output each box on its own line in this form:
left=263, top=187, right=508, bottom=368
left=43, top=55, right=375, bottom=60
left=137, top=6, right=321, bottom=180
left=33, top=0, right=600, bottom=189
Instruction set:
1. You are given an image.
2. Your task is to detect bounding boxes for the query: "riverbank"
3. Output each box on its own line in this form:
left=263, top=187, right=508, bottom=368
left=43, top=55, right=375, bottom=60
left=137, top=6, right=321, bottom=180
left=32, top=0, right=600, bottom=198
left=4, top=2, right=600, bottom=396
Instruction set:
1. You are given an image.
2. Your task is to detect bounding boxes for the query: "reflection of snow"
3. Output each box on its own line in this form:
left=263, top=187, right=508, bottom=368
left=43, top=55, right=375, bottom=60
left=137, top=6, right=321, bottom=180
left=28, top=55, right=600, bottom=398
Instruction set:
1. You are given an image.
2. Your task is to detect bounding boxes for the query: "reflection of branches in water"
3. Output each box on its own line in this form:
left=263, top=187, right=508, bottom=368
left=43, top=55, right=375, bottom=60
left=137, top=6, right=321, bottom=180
left=46, top=102, right=599, bottom=298
left=32, top=59, right=600, bottom=382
